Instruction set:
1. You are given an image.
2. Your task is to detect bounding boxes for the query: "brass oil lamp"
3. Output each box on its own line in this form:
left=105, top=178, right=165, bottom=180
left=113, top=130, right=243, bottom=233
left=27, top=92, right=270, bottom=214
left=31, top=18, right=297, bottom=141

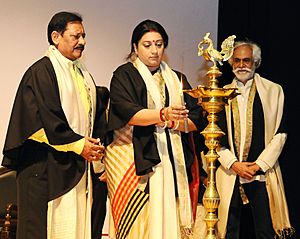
left=184, top=33, right=238, bottom=239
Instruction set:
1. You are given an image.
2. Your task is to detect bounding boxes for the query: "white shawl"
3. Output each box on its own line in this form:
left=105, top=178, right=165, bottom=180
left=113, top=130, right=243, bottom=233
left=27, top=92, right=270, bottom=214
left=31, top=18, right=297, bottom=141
left=46, top=45, right=96, bottom=136
left=45, top=46, right=96, bottom=239
left=217, top=73, right=293, bottom=238
left=134, top=58, right=193, bottom=238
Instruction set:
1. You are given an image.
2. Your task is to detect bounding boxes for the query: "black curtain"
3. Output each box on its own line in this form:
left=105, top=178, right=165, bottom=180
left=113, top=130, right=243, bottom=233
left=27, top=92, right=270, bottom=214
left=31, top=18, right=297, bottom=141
left=218, top=0, right=299, bottom=238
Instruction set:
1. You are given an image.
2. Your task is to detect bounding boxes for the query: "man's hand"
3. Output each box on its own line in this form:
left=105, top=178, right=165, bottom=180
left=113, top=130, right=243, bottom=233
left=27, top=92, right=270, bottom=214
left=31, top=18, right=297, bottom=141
left=80, top=136, right=105, bottom=162
left=231, top=161, right=258, bottom=180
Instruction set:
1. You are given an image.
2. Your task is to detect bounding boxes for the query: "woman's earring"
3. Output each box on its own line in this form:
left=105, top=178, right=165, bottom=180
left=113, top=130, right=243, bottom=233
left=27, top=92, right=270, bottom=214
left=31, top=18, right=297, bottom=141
left=131, top=51, right=137, bottom=60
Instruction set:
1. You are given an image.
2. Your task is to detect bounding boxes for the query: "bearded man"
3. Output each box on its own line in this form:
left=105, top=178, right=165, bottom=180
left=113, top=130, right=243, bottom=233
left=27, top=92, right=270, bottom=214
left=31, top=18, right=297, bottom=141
left=216, top=40, right=294, bottom=239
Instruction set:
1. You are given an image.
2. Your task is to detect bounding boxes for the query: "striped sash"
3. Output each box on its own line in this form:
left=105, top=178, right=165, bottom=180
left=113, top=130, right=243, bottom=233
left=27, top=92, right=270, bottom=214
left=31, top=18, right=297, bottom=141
left=104, top=125, right=149, bottom=239
left=232, top=80, right=256, bottom=162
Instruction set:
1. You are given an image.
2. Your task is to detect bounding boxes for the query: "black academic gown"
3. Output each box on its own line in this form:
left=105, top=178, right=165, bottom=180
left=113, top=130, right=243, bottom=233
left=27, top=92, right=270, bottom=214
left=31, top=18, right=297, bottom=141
left=2, top=57, right=106, bottom=201
left=107, top=62, right=206, bottom=178
left=2, top=56, right=89, bottom=199
left=2, top=56, right=106, bottom=238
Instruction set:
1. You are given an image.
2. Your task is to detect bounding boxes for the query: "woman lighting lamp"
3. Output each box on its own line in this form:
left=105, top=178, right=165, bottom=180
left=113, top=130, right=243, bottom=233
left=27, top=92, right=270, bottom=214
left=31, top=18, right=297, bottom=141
left=103, top=19, right=205, bottom=239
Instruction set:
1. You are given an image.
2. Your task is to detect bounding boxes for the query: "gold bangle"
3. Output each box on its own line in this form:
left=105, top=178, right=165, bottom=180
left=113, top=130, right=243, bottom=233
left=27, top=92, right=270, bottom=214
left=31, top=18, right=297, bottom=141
left=161, top=120, right=168, bottom=129
left=172, top=120, right=180, bottom=130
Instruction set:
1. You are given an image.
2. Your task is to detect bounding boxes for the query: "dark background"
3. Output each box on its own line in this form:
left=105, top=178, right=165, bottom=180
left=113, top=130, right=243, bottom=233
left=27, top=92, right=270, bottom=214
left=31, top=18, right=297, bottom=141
left=217, top=0, right=299, bottom=238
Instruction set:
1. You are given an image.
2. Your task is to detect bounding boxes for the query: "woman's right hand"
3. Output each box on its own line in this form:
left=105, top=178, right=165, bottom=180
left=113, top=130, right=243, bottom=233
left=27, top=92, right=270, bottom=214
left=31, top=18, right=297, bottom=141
left=164, top=105, right=189, bottom=121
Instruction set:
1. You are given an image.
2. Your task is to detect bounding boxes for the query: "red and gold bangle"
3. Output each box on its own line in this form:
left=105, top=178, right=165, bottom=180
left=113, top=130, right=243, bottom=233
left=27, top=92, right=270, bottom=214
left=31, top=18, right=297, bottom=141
left=173, top=120, right=180, bottom=130
left=169, top=121, right=175, bottom=129
left=159, top=107, right=166, bottom=122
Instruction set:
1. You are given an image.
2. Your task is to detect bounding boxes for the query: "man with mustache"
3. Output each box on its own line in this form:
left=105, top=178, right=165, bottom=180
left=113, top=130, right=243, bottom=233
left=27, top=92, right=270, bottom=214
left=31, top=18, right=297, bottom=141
left=215, top=41, right=294, bottom=238
left=2, top=11, right=107, bottom=239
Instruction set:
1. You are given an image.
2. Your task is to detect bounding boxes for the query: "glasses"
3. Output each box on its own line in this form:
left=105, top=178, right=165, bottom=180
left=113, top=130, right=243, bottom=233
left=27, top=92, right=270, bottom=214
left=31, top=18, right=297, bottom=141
left=232, top=57, right=253, bottom=65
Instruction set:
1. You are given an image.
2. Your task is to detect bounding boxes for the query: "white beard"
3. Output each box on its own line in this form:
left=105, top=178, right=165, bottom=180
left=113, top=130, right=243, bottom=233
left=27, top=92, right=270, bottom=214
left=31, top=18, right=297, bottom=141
left=233, top=66, right=255, bottom=83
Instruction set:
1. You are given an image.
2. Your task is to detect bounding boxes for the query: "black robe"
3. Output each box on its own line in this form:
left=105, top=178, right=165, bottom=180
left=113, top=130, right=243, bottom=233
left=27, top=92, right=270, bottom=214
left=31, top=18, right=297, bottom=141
left=107, top=62, right=206, bottom=178
left=2, top=56, right=107, bottom=201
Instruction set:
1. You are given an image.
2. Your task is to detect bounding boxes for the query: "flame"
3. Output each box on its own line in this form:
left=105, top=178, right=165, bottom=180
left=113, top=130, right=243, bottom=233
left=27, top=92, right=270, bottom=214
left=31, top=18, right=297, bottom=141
left=180, top=74, right=183, bottom=92
left=180, top=74, right=185, bottom=105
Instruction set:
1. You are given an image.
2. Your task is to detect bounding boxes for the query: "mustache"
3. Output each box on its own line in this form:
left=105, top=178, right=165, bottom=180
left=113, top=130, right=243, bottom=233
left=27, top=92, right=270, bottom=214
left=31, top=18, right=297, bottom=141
left=233, top=67, right=252, bottom=74
left=75, top=45, right=85, bottom=51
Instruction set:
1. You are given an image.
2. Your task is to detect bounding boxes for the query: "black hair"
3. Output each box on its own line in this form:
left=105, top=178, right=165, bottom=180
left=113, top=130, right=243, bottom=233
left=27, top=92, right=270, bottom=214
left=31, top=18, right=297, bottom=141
left=47, top=11, right=82, bottom=45
left=127, top=19, right=169, bottom=60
